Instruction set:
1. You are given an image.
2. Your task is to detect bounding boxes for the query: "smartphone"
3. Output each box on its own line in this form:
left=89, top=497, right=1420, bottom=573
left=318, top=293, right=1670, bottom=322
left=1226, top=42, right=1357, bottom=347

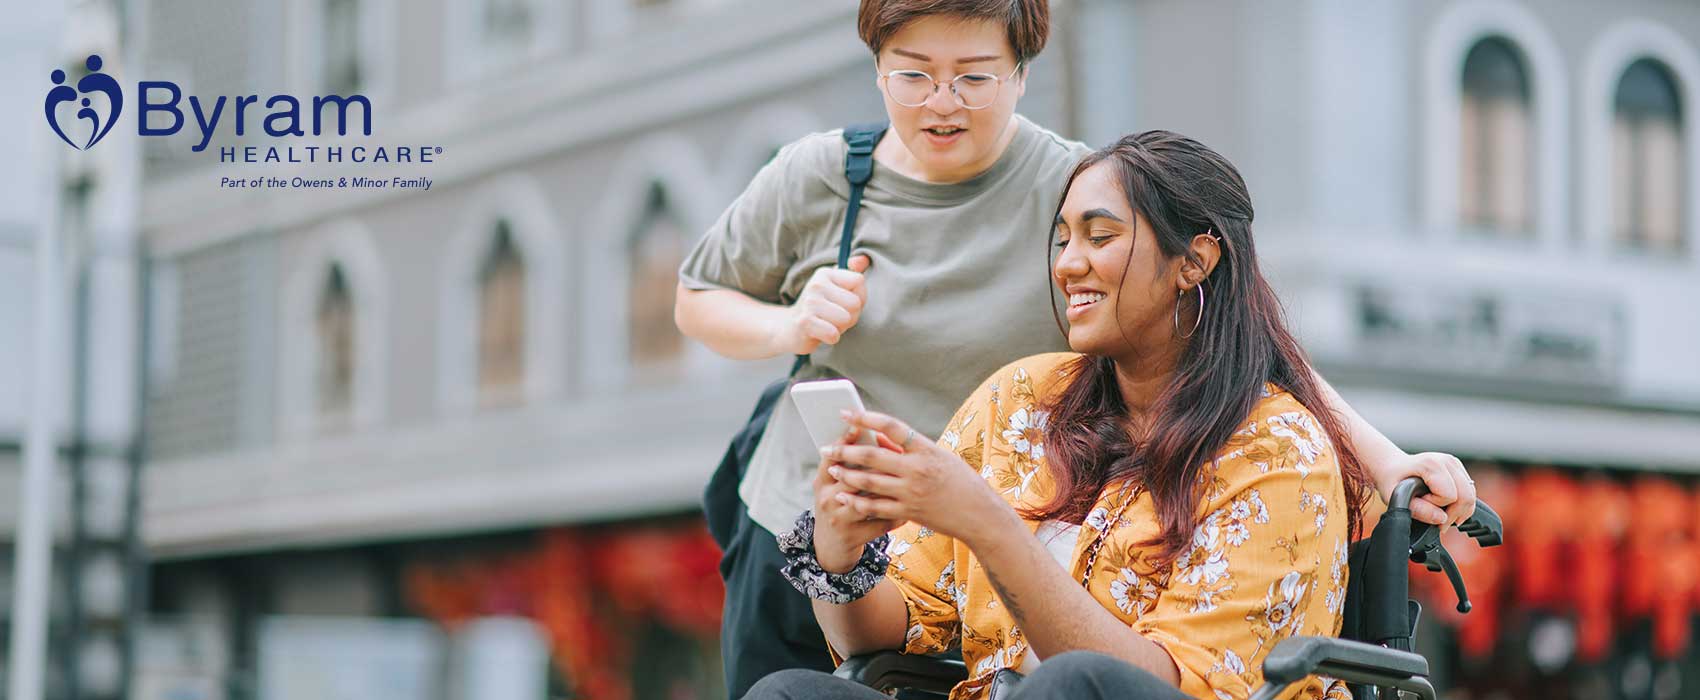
left=789, top=379, right=879, bottom=450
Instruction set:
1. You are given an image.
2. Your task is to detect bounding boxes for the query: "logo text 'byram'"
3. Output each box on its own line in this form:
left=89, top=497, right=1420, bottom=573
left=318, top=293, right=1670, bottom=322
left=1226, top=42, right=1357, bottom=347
left=140, top=84, right=372, bottom=152
left=46, top=54, right=374, bottom=153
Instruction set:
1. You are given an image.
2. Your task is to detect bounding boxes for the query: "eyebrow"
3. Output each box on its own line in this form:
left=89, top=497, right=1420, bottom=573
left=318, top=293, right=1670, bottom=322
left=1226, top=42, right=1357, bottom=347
left=890, top=48, right=1006, bottom=65
left=1055, top=208, right=1128, bottom=227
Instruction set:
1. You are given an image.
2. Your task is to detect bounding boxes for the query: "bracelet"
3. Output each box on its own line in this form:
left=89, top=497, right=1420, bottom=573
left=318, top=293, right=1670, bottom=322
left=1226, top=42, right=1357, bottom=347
left=776, top=510, right=891, bottom=604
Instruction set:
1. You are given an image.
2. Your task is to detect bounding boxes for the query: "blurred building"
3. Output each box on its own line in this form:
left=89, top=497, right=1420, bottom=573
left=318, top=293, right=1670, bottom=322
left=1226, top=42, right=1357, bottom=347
left=3, top=2, right=146, bottom=700
left=128, top=1, right=985, bottom=699
left=0, top=0, right=1683, bottom=700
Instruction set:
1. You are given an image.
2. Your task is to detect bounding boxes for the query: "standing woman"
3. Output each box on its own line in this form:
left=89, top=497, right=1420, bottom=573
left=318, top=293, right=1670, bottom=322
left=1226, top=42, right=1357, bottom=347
left=675, top=2, right=1474, bottom=697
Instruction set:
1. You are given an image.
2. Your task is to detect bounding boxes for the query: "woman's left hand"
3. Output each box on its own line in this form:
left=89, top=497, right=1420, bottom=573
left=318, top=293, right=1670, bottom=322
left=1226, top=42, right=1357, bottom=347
left=822, top=409, right=1011, bottom=544
left=1373, top=451, right=1477, bottom=527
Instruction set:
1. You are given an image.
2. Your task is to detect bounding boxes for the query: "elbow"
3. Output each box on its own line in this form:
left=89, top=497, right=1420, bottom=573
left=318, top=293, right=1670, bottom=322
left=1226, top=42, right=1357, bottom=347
left=821, top=630, right=890, bottom=660
left=673, top=283, right=699, bottom=338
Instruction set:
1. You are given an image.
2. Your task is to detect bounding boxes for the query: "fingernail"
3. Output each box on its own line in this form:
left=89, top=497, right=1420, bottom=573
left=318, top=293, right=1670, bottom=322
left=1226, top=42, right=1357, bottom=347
left=840, top=409, right=854, bottom=420
left=819, top=446, right=832, bottom=458
left=828, top=466, right=841, bottom=478
left=835, top=493, right=850, bottom=504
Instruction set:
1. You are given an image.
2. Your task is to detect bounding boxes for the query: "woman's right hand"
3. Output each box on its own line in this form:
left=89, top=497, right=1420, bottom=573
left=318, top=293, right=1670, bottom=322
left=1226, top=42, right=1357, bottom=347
left=812, top=423, right=901, bottom=573
left=772, top=255, right=871, bottom=355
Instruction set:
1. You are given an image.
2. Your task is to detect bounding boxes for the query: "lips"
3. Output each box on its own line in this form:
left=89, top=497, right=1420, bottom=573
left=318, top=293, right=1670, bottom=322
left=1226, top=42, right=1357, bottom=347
left=922, top=125, right=965, bottom=147
left=1065, top=289, right=1106, bottom=321
left=1068, top=292, right=1106, bottom=308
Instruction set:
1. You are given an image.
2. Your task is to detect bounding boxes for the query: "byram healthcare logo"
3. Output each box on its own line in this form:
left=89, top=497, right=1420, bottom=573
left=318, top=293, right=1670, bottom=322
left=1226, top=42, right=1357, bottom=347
left=41, top=53, right=438, bottom=171
left=45, top=54, right=122, bottom=150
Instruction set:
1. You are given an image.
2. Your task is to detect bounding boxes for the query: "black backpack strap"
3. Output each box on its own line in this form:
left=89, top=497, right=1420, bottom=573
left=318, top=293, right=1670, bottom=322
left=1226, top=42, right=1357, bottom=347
left=789, top=122, right=888, bottom=376
left=837, top=122, right=887, bottom=268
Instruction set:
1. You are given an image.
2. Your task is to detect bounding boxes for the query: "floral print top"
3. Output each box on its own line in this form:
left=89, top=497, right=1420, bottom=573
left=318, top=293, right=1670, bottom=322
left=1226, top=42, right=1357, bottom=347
left=880, top=353, right=1352, bottom=700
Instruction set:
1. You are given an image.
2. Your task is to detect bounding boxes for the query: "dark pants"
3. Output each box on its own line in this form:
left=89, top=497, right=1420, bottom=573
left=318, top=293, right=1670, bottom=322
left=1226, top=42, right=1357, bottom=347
left=717, top=502, right=836, bottom=698
left=743, top=651, right=1196, bottom=700
left=705, top=378, right=835, bottom=700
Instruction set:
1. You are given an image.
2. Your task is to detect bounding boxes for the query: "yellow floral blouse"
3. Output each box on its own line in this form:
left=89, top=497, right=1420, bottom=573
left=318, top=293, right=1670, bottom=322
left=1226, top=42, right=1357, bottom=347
left=877, top=353, right=1352, bottom=700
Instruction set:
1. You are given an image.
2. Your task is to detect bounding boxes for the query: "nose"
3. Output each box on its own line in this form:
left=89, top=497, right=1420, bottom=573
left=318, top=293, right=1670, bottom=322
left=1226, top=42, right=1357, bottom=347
left=1053, top=238, right=1088, bottom=284
left=925, top=78, right=960, bottom=115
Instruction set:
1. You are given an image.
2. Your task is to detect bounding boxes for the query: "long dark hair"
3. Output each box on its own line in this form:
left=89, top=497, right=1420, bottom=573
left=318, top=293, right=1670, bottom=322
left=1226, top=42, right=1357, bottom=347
left=1033, top=131, right=1370, bottom=567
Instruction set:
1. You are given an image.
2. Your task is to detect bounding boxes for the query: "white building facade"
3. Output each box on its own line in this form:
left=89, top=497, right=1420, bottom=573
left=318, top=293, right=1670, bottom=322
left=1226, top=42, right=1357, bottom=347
left=120, top=1, right=1700, bottom=698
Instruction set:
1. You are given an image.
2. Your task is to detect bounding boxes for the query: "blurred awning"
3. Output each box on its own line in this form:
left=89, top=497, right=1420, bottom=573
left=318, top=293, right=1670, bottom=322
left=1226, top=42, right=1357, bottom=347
left=1340, top=383, right=1700, bottom=473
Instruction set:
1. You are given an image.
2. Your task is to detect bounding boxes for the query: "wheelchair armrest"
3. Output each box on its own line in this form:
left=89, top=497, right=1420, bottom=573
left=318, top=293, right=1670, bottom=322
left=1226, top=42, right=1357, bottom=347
left=1250, top=636, right=1434, bottom=700
left=835, top=650, right=968, bottom=694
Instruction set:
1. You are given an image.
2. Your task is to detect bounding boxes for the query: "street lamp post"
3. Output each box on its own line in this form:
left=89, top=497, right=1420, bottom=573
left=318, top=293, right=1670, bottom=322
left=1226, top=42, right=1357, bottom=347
left=9, top=152, right=65, bottom=700
left=8, top=124, right=65, bottom=700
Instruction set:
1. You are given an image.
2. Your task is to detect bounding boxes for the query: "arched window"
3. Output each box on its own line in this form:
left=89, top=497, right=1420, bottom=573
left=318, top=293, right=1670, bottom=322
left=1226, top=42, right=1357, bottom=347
left=316, top=264, right=355, bottom=419
left=629, top=182, right=686, bottom=370
left=1613, top=58, right=1685, bottom=253
left=1460, top=37, right=1534, bottom=234
left=478, top=221, right=527, bottom=402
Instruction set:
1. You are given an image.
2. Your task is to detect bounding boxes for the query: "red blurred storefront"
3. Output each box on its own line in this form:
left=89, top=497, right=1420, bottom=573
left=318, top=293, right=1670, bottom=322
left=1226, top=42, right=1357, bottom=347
left=145, top=513, right=726, bottom=700
left=1411, top=463, right=1700, bottom=700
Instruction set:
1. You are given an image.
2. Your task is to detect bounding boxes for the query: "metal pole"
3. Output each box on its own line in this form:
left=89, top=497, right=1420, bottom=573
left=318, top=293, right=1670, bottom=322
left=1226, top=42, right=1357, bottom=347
left=9, top=197, right=64, bottom=700
left=120, top=251, right=155, bottom=700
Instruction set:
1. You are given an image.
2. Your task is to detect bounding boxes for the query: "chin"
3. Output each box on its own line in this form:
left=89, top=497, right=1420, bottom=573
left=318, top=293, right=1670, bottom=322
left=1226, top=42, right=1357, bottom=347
left=1065, top=331, right=1106, bottom=356
left=915, top=147, right=970, bottom=171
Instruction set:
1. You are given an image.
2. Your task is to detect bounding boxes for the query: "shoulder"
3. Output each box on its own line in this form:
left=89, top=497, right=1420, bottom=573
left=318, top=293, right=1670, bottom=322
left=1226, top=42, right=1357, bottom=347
left=748, top=130, right=847, bottom=204
left=1249, top=387, right=1336, bottom=464
left=941, top=353, right=1079, bottom=440
left=1003, top=116, right=1091, bottom=206
left=776, top=129, right=847, bottom=175
left=1209, top=386, right=1341, bottom=492
left=1016, top=115, right=1092, bottom=170
left=976, top=352, right=1084, bottom=403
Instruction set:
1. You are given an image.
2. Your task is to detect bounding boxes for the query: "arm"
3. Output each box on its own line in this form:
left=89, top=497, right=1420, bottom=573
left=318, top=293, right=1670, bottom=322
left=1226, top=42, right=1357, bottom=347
left=674, top=255, right=872, bottom=361
left=674, top=285, right=791, bottom=360
left=1313, top=368, right=1477, bottom=526
left=811, top=579, right=910, bottom=658
left=969, top=507, right=1181, bottom=684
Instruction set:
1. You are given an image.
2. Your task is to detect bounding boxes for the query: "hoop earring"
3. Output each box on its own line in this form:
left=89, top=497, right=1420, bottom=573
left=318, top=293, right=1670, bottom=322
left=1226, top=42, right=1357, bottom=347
left=1174, top=280, right=1206, bottom=340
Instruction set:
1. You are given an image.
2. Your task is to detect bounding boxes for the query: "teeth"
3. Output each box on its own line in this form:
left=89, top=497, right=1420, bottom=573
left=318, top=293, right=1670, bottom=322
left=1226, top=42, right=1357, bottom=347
left=1070, top=293, right=1106, bottom=307
left=926, top=127, right=962, bottom=135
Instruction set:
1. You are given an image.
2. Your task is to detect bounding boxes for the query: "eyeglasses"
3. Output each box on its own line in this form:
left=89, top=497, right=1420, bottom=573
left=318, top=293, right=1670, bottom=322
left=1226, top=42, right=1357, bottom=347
left=879, top=64, right=1023, bottom=110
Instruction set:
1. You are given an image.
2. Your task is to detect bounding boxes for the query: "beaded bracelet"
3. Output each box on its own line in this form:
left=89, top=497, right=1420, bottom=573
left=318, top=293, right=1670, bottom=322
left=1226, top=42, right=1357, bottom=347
left=776, top=510, right=891, bottom=604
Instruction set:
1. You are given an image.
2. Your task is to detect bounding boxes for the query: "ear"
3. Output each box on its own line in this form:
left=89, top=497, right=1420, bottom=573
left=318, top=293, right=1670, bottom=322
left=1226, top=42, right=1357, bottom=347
left=1179, top=230, right=1223, bottom=288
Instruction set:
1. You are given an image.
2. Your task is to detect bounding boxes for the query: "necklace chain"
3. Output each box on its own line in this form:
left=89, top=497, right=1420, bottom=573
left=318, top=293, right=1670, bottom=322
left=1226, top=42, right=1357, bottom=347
left=1079, top=480, right=1137, bottom=588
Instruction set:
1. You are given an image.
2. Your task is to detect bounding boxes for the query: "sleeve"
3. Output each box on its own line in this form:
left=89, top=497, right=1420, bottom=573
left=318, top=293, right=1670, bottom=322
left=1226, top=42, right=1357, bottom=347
left=676, top=139, right=807, bottom=303
left=1130, top=410, right=1352, bottom=700
left=881, top=374, right=1002, bottom=656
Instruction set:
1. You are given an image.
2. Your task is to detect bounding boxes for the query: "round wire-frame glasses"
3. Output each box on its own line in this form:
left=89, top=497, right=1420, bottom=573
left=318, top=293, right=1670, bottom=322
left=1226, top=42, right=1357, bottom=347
left=880, top=63, right=1023, bottom=110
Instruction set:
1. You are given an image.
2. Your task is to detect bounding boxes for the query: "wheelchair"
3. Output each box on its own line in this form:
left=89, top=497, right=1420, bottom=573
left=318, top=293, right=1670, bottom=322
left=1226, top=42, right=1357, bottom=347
left=834, top=477, right=1505, bottom=700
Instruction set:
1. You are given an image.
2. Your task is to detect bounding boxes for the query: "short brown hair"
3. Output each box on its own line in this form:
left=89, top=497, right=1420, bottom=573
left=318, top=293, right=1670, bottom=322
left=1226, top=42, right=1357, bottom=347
left=857, top=0, right=1050, bottom=66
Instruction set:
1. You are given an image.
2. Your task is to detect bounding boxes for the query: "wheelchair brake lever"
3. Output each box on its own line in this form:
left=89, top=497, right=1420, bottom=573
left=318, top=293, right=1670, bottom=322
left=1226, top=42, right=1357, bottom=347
left=1409, top=543, right=1471, bottom=614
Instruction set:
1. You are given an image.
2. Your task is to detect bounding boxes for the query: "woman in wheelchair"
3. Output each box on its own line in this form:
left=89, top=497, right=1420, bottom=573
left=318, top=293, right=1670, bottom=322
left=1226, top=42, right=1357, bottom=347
left=748, top=131, right=1373, bottom=700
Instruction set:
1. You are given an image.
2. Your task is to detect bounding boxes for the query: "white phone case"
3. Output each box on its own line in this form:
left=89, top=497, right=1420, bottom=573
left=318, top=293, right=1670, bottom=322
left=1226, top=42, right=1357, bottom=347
left=789, top=379, right=879, bottom=450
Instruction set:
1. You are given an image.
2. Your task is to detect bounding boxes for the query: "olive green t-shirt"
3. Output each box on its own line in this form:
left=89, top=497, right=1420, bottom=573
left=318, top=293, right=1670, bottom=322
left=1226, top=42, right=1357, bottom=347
left=679, top=114, right=1091, bottom=535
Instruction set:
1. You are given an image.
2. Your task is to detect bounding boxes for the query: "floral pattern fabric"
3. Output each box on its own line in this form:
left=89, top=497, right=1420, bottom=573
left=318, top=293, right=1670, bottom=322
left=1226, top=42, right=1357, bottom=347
left=878, top=353, right=1353, bottom=700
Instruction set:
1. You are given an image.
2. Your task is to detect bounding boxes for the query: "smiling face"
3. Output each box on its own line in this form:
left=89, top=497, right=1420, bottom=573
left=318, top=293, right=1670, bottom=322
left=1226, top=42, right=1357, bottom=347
left=876, top=14, right=1026, bottom=183
left=1051, top=162, right=1189, bottom=359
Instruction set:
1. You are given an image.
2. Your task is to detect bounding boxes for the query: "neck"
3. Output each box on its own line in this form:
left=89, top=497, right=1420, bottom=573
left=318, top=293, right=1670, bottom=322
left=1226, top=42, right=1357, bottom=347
left=1109, top=340, right=1181, bottom=418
